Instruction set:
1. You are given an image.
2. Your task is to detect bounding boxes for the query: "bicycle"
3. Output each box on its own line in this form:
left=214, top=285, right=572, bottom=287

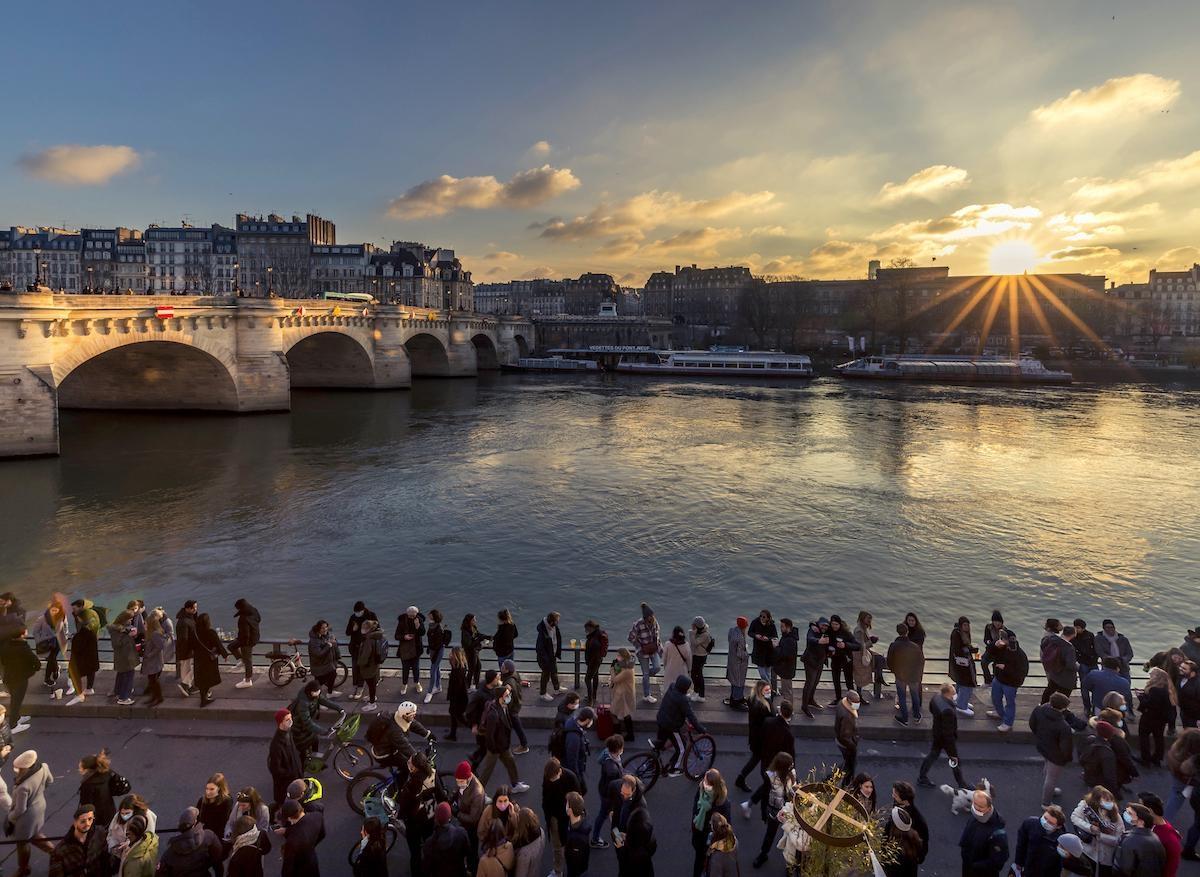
left=267, top=639, right=349, bottom=689
left=622, top=724, right=716, bottom=793
left=346, top=737, right=452, bottom=816
left=306, top=712, right=375, bottom=781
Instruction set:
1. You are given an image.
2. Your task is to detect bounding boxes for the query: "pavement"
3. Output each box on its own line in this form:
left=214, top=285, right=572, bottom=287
left=7, top=715, right=1198, bottom=877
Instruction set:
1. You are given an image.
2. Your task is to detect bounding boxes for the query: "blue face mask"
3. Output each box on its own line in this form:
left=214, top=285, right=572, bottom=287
left=1122, top=811, right=1134, bottom=825
left=1040, top=816, right=1054, bottom=832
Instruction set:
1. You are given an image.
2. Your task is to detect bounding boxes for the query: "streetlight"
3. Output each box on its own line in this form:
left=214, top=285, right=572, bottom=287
left=267, top=265, right=274, bottom=297
left=232, top=262, right=240, bottom=297
left=86, top=266, right=93, bottom=293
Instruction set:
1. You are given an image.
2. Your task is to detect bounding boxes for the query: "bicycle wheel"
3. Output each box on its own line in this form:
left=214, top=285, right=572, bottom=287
left=334, top=660, right=349, bottom=689
left=684, top=734, right=716, bottom=780
left=268, top=659, right=294, bottom=687
left=332, top=741, right=373, bottom=780
left=346, top=770, right=389, bottom=816
left=623, top=751, right=660, bottom=794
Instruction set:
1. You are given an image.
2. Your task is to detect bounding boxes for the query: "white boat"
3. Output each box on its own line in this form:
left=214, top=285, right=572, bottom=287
left=834, top=354, right=1072, bottom=385
left=614, top=348, right=814, bottom=378
left=501, top=355, right=600, bottom=373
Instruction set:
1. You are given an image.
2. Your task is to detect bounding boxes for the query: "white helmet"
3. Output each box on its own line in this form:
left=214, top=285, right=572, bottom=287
left=395, top=702, right=418, bottom=728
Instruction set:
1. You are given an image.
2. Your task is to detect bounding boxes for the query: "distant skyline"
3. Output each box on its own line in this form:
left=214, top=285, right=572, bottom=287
left=4, top=0, right=1200, bottom=286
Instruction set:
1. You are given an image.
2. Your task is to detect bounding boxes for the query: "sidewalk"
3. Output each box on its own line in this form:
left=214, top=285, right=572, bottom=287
left=23, top=663, right=1055, bottom=745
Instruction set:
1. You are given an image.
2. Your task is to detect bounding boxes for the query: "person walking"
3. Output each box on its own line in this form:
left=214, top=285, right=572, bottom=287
left=425, top=608, right=447, bottom=704
left=501, top=659, right=531, bottom=755
left=9, top=750, right=55, bottom=876
left=395, top=606, right=426, bottom=695
left=614, top=776, right=656, bottom=877
left=825, top=614, right=860, bottom=704
left=307, top=620, right=342, bottom=698
left=1138, top=667, right=1172, bottom=767
left=268, top=708, right=303, bottom=809
left=192, top=613, right=227, bottom=707
left=583, top=620, right=606, bottom=705
left=141, top=613, right=167, bottom=707
left=725, top=616, right=749, bottom=711
left=628, top=603, right=662, bottom=704
left=229, top=599, right=260, bottom=690
left=477, top=683, right=529, bottom=792
left=852, top=611, right=880, bottom=703
left=47, top=804, right=107, bottom=877
left=984, top=632, right=1028, bottom=732
left=445, top=647, right=469, bottom=738
left=773, top=618, right=799, bottom=710
left=958, top=789, right=1008, bottom=877
left=887, top=622, right=925, bottom=726
left=174, top=600, right=199, bottom=698
left=536, top=611, right=565, bottom=701
left=687, top=617, right=714, bottom=702
left=800, top=617, right=830, bottom=719
left=460, top=613, right=488, bottom=690
left=948, top=616, right=978, bottom=716
left=493, top=609, right=518, bottom=668
left=590, top=735, right=624, bottom=850
left=745, top=751, right=796, bottom=868
left=757, top=700, right=796, bottom=795
left=345, top=601, right=378, bottom=701
left=688, top=769, right=731, bottom=877
left=564, top=791, right=590, bottom=877
left=355, top=619, right=386, bottom=712
left=1073, top=619, right=1100, bottom=714
left=31, top=599, right=68, bottom=689
left=663, top=626, right=692, bottom=697
left=464, top=670, right=503, bottom=769
left=67, top=598, right=102, bottom=705
left=834, top=690, right=860, bottom=783
left=543, top=757, right=581, bottom=877
left=1029, top=692, right=1087, bottom=807
left=78, top=751, right=119, bottom=828
left=423, top=801, right=469, bottom=877
left=748, top=610, right=778, bottom=683
left=0, top=624, right=38, bottom=725
left=510, top=807, right=546, bottom=877
left=1040, top=619, right=1080, bottom=704
left=108, top=611, right=140, bottom=706
left=734, top=680, right=772, bottom=793
left=1096, top=619, right=1135, bottom=680
left=918, top=682, right=968, bottom=788
left=609, top=648, right=637, bottom=742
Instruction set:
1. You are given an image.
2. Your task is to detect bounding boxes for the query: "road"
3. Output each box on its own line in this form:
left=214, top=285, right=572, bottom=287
left=5, top=717, right=1195, bottom=876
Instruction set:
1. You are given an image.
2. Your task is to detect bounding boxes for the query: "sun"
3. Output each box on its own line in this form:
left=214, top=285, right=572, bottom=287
left=988, top=240, right=1040, bottom=275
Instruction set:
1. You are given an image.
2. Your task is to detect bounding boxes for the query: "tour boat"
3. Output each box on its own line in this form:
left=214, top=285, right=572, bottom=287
left=614, top=348, right=814, bottom=378
left=500, top=355, right=600, bottom=373
left=834, top=354, right=1072, bottom=385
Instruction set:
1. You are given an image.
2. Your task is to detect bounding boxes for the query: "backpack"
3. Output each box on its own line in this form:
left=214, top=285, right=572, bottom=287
left=1041, top=638, right=1064, bottom=674
left=94, top=605, right=109, bottom=627
left=598, top=630, right=609, bottom=658
left=442, top=628, right=453, bottom=649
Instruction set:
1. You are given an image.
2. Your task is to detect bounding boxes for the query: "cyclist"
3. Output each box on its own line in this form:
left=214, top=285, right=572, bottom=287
left=364, top=701, right=434, bottom=787
left=654, top=675, right=707, bottom=777
left=288, top=679, right=344, bottom=763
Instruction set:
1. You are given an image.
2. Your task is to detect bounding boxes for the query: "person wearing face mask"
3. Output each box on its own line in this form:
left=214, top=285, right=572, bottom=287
left=478, top=786, right=521, bottom=845
left=478, top=684, right=530, bottom=792
left=1013, top=804, right=1066, bottom=877
left=958, top=789, right=1008, bottom=877
left=451, top=762, right=485, bottom=872
left=1070, top=785, right=1125, bottom=874
left=108, top=794, right=158, bottom=863
left=1114, top=803, right=1166, bottom=877
left=834, top=690, right=860, bottom=785
left=918, top=682, right=968, bottom=789
left=344, top=601, right=377, bottom=701
left=267, top=708, right=303, bottom=812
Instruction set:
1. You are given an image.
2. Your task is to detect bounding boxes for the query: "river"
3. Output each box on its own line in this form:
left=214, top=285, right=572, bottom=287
left=2, top=374, right=1197, bottom=656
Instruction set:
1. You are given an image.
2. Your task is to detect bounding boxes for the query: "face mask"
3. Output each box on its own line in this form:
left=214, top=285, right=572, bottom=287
left=119, top=812, right=132, bottom=822
left=354, top=611, right=364, bottom=617
left=1101, top=800, right=1115, bottom=811
left=501, top=695, right=511, bottom=706
left=1041, top=816, right=1054, bottom=832
left=763, top=689, right=772, bottom=699
left=1122, top=811, right=1135, bottom=826
left=849, top=703, right=859, bottom=712
left=972, top=806, right=989, bottom=822
left=1120, top=705, right=1128, bottom=712
left=496, top=802, right=509, bottom=812
left=1058, top=847, right=1070, bottom=858
left=457, top=780, right=469, bottom=790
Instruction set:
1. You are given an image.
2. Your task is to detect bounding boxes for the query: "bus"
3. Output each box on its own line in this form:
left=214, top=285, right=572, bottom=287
left=322, top=292, right=376, bottom=303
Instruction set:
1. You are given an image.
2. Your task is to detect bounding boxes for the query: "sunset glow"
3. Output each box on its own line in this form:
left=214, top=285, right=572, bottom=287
left=988, top=240, right=1041, bottom=275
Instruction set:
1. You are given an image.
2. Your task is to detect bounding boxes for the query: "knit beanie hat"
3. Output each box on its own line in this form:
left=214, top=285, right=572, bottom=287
left=274, top=708, right=291, bottom=726
left=1058, top=834, right=1083, bottom=857
left=1095, top=721, right=1116, bottom=740
left=435, top=802, right=453, bottom=825
left=455, top=761, right=473, bottom=781
left=641, top=603, right=654, bottom=620
left=736, top=616, right=749, bottom=629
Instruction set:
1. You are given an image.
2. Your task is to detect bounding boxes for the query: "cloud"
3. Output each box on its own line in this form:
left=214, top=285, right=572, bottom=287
left=877, top=164, right=970, bottom=203
left=537, top=189, right=775, bottom=242
left=528, top=140, right=551, bottom=157
left=481, top=251, right=520, bottom=262
left=644, top=227, right=743, bottom=256
left=750, top=225, right=791, bottom=238
left=17, top=144, right=140, bottom=185
left=1031, top=73, right=1180, bottom=126
left=1044, top=245, right=1121, bottom=262
left=1157, top=246, right=1200, bottom=268
left=386, top=164, right=580, bottom=218
left=1045, top=203, right=1159, bottom=241
left=1069, top=150, right=1200, bottom=204
left=873, top=203, right=1041, bottom=243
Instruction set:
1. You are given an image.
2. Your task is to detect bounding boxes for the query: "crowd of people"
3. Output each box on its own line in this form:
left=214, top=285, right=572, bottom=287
left=3, top=590, right=1200, bottom=876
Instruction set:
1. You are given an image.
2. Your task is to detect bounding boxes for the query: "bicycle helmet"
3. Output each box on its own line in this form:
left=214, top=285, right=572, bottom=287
left=395, top=701, right=418, bottom=731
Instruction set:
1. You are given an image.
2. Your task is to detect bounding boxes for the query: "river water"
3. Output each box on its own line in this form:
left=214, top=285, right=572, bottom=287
left=2, top=374, right=1197, bottom=656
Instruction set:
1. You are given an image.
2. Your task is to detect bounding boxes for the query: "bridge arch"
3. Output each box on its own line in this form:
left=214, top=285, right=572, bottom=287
left=471, top=333, right=500, bottom=370
left=512, top=334, right=530, bottom=358
left=285, top=331, right=375, bottom=388
left=405, top=332, right=451, bottom=377
left=56, top=340, right=240, bottom=411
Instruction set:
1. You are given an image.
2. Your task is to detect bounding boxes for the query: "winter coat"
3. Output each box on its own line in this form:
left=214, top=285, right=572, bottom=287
left=616, top=790, right=656, bottom=874
left=543, top=768, right=582, bottom=841
left=690, top=787, right=731, bottom=843
left=949, top=627, right=977, bottom=687
left=1070, top=799, right=1124, bottom=867
left=307, top=631, right=339, bottom=679
left=344, top=609, right=378, bottom=654
left=627, top=615, right=661, bottom=657
left=120, top=830, right=159, bottom=877
left=662, top=636, right=691, bottom=686
left=745, top=696, right=772, bottom=753
left=688, top=624, right=714, bottom=659
left=269, top=728, right=304, bottom=782
left=193, top=627, right=227, bottom=691
left=422, top=823, right=470, bottom=877
left=1180, top=676, right=1200, bottom=728
left=852, top=623, right=877, bottom=688
left=1013, top=816, right=1063, bottom=877
left=987, top=643, right=1029, bottom=688
left=9, top=761, right=52, bottom=839
left=108, top=809, right=159, bottom=856
left=886, top=636, right=924, bottom=686
left=0, top=637, right=38, bottom=687
left=492, top=621, right=518, bottom=657
left=1083, top=667, right=1132, bottom=714
left=929, top=693, right=959, bottom=745
left=280, top=811, right=325, bottom=877
left=234, top=601, right=261, bottom=648
left=141, top=631, right=165, bottom=677
left=1073, top=628, right=1099, bottom=670
left=980, top=623, right=1015, bottom=683
left=565, top=818, right=591, bottom=877
left=704, top=838, right=739, bottom=877
left=773, top=628, right=799, bottom=680
left=512, top=828, right=545, bottom=877
left=1080, top=735, right=1120, bottom=792
left=78, top=769, right=117, bottom=827
left=1114, top=826, right=1167, bottom=877
left=562, top=717, right=590, bottom=787
left=448, top=663, right=469, bottom=711
left=109, top=622, right=139, bottom=674
left=1028, top=704, right=1084, bottom=765
left=501, top=670, right=524, bottom=716
left=355, top=629, right=386, bottom=682
left=759, top=714, right=796, bottom=770
left=288, top=691, right=338, bottom=753
left=609, top=656, right=636, bottom=719
left=32, top=609, right=69, bottom=654
left=748, top=617, right=778, bottom=667
left=483, top=699, right=514, bottom=754
left=656, top=675, right=702, bottom=731
left=174, top=610, right=198, bottom=662
left=584, top=627, right=606, bottom=669
left=834, top=702, right=858, bottom=750
left=454, top=775, right=486, bottom=829
left=476, top=841, right=515, bottom=877
left=227, top=833, right=270, bottom=877
left=1040, top=634, right=1079, bottom=691
left=1138, top=685, right=1171, bottom=725
left=158, top=822, right=223, bottom=877
left=195, top=797, right=233, bottom=838
left=803, top=622, right=828, bottom=668
left=1094, top=631, right=1134, bottom=678
left=825, top=625, right=860, bottom=671
left=535, top=619, right=562, bottom=668
left=395, top=612, right=426, bottom=662
left=725, top=626, right=749, bottom=688
left=71, top=619, right=101, bottom=677
left=958, top=809, right=1008, bottom=877
left=47, top=824, right=107, bottom=877
left=426, top=621, right=445, bottom=658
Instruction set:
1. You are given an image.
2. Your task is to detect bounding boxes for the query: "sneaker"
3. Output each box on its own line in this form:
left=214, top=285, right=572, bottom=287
left=997, top=723, right=1012, bottom=732
left=1052, top=787, right=1062, bottom=798
left=235, top=679, right=253, bottom=689
left=512, top=782, right=531, bottom=794
left=67, top=695, right=84, bottom=706
left=687, top=692, right=699, bottom=701
left=415, top=684, right=424, bottom=694
left=666, top=768, right=684, bottom=778
left=12, top=723, right=29, bottom=734
left=43, top=679, right=56, bottom=689
left=402, top=683, right=410, bottom=695
left=424, top=693, right=434, bottom=704
left=362, top=702, right=378, bottom=712
left=557, top=685, right=569, bottom=693
left=513, top=745, right=530, bottom=755
left=986, top=709, right=999, bottom=718
left=590, top=839, right=609, bottom=849
left=956, top=707, right=975, bottom=717
left=178, top=682, right=191, bottom=696
left=351, top=688, right=363, bottom=700
left=643, top=695, right=657, bottom=704
left=912, top=714, right=923, bottom=723
left=85, top=688, right=96, bottom=695
left=894, top=715, right=909, bottom=726
left=740, top=800, right=752, bottom=819
left=432, top=687, right=443, bottom=695
left=117, top=698, right=135, bottom=706
left=540, top=693, right=555, bottom=702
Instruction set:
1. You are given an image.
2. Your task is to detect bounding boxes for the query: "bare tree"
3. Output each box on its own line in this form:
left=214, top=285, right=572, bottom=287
left=738, top=279, right=774, bottom=347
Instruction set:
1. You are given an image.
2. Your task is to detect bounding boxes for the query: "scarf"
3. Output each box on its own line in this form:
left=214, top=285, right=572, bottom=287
left=693, top=787, right=714, bottom=832
left=231, top=825, right=261, bottom=856
left=1097, top=632, right=1120, bottom=658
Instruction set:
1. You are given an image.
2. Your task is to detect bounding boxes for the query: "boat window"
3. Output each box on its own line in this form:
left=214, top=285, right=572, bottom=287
left=752, top=362, right=765, bottom=368
left=739, top=362, right=753, bottom=368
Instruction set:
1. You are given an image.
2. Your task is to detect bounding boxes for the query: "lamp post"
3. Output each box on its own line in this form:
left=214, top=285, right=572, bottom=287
left=267, top=265, right=274, bottom=298
left=232, top=262, right=240, bottom=297
left=86, top=266, right=93, bottom=293
left=37, top=260, right=46, bottom=286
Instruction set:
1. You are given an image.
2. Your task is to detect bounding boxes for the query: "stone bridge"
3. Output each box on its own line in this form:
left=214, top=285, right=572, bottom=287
left=0, top=293, right=534, bottom=457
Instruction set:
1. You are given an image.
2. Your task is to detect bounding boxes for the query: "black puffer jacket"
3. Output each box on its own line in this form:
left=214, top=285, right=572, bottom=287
left=159, top=822, right=223, bottom=877
left=1027, top=704, right=1083, bottom=766
left=656, top=675, right=703, bottom=732
left=234, top=600, right=261, bottom=648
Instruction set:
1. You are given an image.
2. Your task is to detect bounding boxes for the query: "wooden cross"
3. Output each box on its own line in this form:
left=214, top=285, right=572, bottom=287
left=795, top=785, right=870, bottom=836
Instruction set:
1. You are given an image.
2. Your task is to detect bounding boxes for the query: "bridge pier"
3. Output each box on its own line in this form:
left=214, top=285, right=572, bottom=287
left=0, top=365, right=58, bottom=456
left=445, top=340, right=478, bottom=377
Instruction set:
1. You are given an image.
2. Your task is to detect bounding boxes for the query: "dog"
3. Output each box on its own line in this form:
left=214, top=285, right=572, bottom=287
left=939, top=777, right=993, bottom=815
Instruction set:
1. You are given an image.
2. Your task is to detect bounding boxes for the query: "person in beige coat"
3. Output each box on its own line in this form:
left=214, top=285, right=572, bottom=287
left=609, top=648, right=637, bottom=742
left=853, top=612, right=881, bottom=703
left=663, top=627, right=692, bottom=695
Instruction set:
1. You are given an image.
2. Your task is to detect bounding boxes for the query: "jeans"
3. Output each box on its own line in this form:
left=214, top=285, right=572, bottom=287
left=1041, top=760, right=1064, bottom=806
left=1079, top=665, right=1096, bottom=713
left=591, top=788, right=611, bottom=842
left=756, top=664, right=772, bottom=682
left=990, top=680, right=1017, bottom=725
left=691, top=655, right=707, bottom=698
left=776, top=677, right=794, bottom=708
left=114, top=670, right=135, bottom=700
left=230, top=643, right=254, bottom=680
left=955, top=685, right=974, bottom=711
left=1165, top=775, right=1187, bottom=822
left=429, top=648, right=444, bottom=691
left=1186, top=812, right=1200, bottom=854
left=729, top=682, right=745, bottom=703
left=895, top=682, right=921, bottom=722
left=496, top=652, right=514, bottom=669
left=638, top=652, right=660, bottom=697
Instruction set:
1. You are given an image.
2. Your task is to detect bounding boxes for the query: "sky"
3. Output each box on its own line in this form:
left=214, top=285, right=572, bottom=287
left=4, top=0, right=1200, bottom=287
